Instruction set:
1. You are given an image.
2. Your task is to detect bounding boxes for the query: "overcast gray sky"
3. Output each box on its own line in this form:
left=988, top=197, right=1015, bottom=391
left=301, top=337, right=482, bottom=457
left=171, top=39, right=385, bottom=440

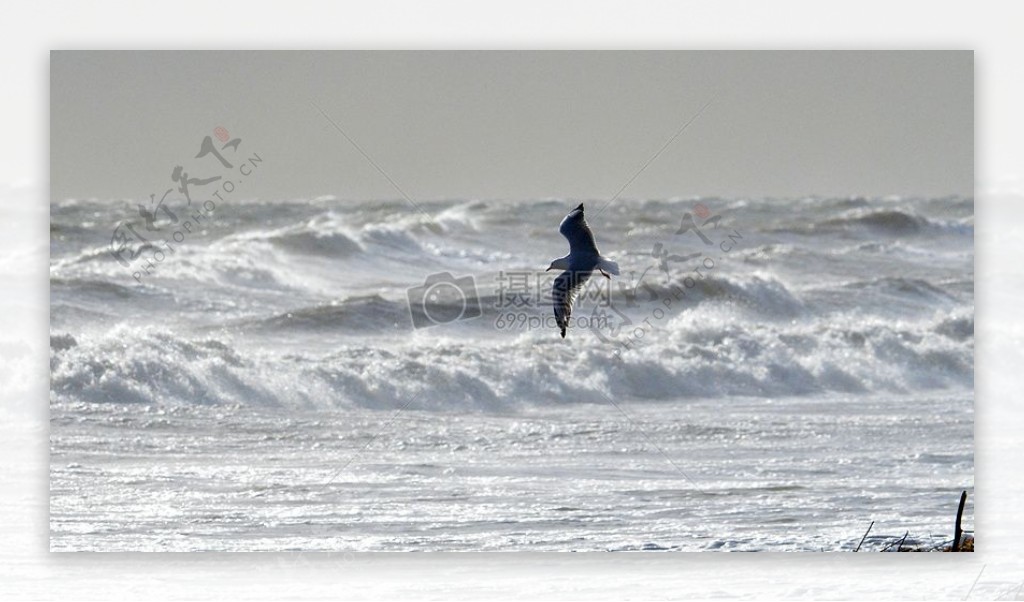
left=50, top=51, right=972, bottom=201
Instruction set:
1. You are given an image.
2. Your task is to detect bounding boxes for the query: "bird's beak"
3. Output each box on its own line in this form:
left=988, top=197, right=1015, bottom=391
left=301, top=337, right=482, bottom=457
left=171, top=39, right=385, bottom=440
left=545, top=266, right=553, bottom=272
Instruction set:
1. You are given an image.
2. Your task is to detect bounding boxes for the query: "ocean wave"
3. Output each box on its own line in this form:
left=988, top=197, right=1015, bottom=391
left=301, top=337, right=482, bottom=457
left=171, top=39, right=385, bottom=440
left=50, top=328, right=256, bottom=407
left=359, top=223, right=426, bottom=253
left=934, top=314, right=974, bottom=341
left=264, top=229, right=363, bottom=257
left=50, top=309, right=973, bottom=411
left=839, top=277, right=959, bottom=303
left=235, top=295, right=409, bottom=334
left=636, top=274, right=806, bottom=318
left=769, top=207, right=970, bottom=237
left=49, top=277, right=138, bottom=300
left=823, top=209, right=928, bottom=232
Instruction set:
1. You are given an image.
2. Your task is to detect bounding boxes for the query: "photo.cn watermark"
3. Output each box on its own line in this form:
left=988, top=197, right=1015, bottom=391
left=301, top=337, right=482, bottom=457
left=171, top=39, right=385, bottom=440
left=108, top=126, right=262, bottom=283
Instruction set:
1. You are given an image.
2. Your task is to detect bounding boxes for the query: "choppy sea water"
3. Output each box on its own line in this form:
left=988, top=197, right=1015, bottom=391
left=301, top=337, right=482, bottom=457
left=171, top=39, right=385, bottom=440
left=50, top=196, right=974, bottom=551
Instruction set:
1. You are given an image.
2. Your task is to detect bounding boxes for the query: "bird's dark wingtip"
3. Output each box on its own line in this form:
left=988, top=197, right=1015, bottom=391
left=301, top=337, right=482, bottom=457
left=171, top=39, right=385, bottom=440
left=560, top=328, right=566, bottom=338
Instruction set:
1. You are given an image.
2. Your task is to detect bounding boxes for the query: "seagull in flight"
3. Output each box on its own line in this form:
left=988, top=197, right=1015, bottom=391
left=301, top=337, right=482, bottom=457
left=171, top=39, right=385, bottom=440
left=546, top=203, right=619, bottom=338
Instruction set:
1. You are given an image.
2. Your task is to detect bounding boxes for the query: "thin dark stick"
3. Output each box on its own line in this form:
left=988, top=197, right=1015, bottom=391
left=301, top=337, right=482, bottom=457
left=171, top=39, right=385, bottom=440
left=953, top=490, right=968, bottom=552
left=594, top=390, right=705, bottom=494
left=896, top=531, right=909, bottom=552
left=855, top=520, right=874, bottom=552
left=311, top=100, right=433, bottom=222
left=594, top=98, right=715, bottom=218
left=964, top=564, right=986, bottom=600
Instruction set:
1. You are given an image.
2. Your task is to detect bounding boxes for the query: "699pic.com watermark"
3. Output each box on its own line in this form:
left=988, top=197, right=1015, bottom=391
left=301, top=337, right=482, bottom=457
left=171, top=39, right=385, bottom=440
left=495, top=311, right=607, bottom=332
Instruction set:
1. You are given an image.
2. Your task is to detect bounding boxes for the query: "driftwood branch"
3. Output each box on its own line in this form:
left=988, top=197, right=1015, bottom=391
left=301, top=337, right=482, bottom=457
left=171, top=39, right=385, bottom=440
left=952, top=490, right=967, bottom=552
left=855, top=520, right=874, bottom=552
left=896, top=531, right=909, bottom=552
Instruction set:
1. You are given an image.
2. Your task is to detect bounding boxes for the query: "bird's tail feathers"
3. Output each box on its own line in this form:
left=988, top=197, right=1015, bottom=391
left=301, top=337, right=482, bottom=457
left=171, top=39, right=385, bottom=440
left=598, top=257, right=620, bottom=276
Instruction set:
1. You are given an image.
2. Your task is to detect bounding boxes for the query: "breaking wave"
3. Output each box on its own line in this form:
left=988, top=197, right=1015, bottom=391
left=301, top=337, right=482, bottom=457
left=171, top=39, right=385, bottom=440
left=50, top=306, right=973, bottom=411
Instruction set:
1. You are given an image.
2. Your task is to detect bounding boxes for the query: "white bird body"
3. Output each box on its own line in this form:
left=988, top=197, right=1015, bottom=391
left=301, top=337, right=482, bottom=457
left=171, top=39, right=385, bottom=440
left=547, top=203, right=619, bottom=338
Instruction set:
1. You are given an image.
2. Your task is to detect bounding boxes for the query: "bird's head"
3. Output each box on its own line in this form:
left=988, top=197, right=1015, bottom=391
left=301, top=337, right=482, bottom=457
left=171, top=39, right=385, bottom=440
left=546, top=257, right=570, bottom=272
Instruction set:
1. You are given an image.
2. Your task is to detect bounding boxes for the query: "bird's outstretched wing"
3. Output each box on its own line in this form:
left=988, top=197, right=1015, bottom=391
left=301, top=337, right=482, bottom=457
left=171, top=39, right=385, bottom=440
left=552, top=269, right=592, bottom=338
left=559, top=203, right=599, bottom=256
